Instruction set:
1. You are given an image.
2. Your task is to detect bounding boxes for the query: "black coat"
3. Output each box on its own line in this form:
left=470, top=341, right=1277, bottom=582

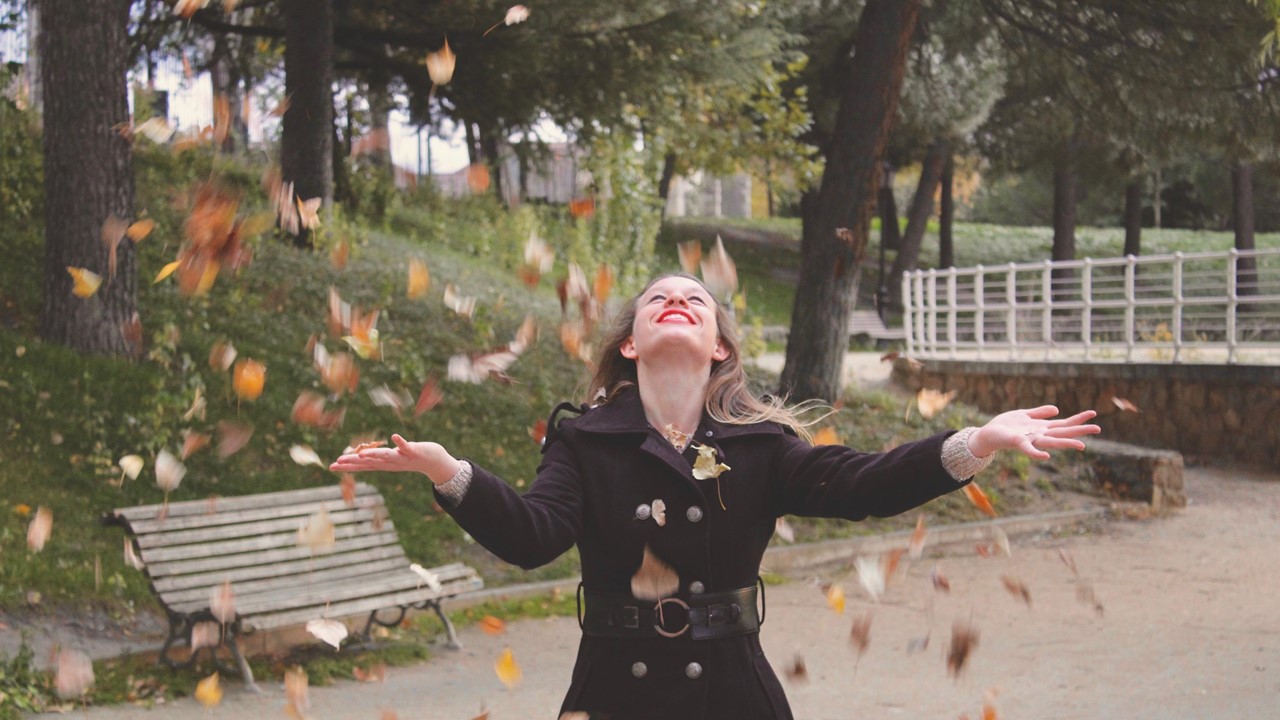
left=440, top=388, right=970, bottom=719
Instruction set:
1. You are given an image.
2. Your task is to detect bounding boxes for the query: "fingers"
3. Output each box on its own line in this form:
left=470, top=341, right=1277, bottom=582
left=1024, top=405, right=1060, bottom=420
left=392, top=433, right=411, bottom=450
left=1046, top=409, right=1098, bottom=428
left=1047, top=424, right=1101, bottom=439
left=1019, top=436, right=1051, bottom=460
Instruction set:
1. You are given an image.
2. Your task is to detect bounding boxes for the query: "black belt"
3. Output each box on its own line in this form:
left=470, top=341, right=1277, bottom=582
left=578, top=579, right=765, bottom=641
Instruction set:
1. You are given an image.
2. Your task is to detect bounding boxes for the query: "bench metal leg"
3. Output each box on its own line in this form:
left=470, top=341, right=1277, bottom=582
left=226, top=630, right=260, bottom=693
left=427, top=600, right=462, bottom=650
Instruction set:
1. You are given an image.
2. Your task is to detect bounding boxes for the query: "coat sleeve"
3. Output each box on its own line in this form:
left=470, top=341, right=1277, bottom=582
left=433, top=431, right=584, bottom=570
left=772, top=430, right=969, bottom=520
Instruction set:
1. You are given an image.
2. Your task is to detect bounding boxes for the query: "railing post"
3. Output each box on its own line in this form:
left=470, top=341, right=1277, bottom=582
left=975, top=265, right=986, bottom=360
left=914, top=272, right=926, bottom=357
left=903, top=270, right=915, bottom=357
left=927, top=268, right=939, bottom=355
left=1005, top=262, right=1017, bottom=361
left=947, top=267, right=958, bottom=359
left=1227, top=249, right=1239, bottom=364
left=1042, top=259, right=1053, bottom=361
left=1082, top=257, right=1093, bottom=360
left=1172, top=252, right=1184, bottom=363
left=1124, top=255, right=1137, bottom=362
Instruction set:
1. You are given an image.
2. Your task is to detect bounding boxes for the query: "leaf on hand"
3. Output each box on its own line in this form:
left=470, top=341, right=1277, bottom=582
left=677, top=240, right=702, bottom=275
left=479, top=615, right=506, bottom=635
left=210, top=580, right=235, bottom=623
left=156, top=449, right=186, bottom=493
left=408, top=258, right=431, bottom=299
left=409, top=563, right=443, bottom=592
left=1111, top=396, right=1140, bottom=413
left=425, top=38, right=456, bottom=86
left=297, top=508, right=336, bottom=554
left=947, top=622, right=980, bottom=677
left=908, top=514, right=928, bottom=560
left=66, top=267, right=102, bottom=298
left=630, top=545, right=679, bottom=601
left=1001, top=575, right=1032, bottom=607
left=855, top=555, right=885, bottom=602
left=700, top=235, right=738, bottom=299
left=494, top=647, right=523, bottom=689
left=26, top=506, right=52, bottom=552
left=963, top=483, right=998, bottom=518
left=849, top=612, right=873, bottom=656
left=916, top=388, right=957, bottom=420
left=811, top=426, right=839, bottom=446
left=54, top=649, right=94, bottom=699
left=232, top=358, right=266, bottom=401
left=691, top=443, right=730, bottom=480
left=195, top=672, right=222, bottom=707
left=306, top=618, right=348, bottom=649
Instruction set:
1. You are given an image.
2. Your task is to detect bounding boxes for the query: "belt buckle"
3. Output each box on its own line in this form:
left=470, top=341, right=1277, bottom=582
left=653, top=597, right=690, bottom=638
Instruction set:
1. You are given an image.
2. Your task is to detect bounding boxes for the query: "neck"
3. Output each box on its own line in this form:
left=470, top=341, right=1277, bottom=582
left=635, top=358, right=711, bottom=439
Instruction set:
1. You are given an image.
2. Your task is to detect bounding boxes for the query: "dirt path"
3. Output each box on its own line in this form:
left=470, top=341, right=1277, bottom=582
left=65, top=464, right=1280, bottom=719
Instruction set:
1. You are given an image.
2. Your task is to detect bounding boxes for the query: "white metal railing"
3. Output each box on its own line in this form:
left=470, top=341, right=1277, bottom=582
left=902, top=247, right=1280, bottom=364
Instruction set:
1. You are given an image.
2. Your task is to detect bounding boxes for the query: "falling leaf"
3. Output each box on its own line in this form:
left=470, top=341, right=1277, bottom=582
left=947, top=622, right=980, bottom=677
left=447, top=349, right=520, bottom=385
left=425, top=38, right=456, bottom=85
left=297, top=508, right=336, bottom=553
left=1111, top=396, right=1140, bottom=413
left=407, top=258, right=431, bottom=299
left=156, top=449, right=186, bottom=493
left=126, top=218, right=155, bottom=242
left=444, top=283, right=477, bottom=319
left=811, top=426, right=839, bottom=446
left=906, top=633, right=930, bottom=654
left=195, top=672, right=222, bottom=707
left=54, top=649, right=94, bottom=699
left=879, top=350, right=901, bottom=363
left=209, top=340, right=237, bottom=372
left=297, top=197, right=322, bottom=230
left=486, top=4, right=530, bottom=34
left=495, top=647, right=522, bottom=688
left=917, top=388, right=957, bottom=420
left=414, top=376, right=444, bottom=418
left=330, top=238, right=350, bottom=270
left=677, top=240, right=702, bottom=274
left=180, top=430, right=211, bottom=460
left=212, top=94, right=231, bottom=145
left=101, top=215, right=129, bottom=279
left=466, top=164, right=491, bottom=193
left=594, top=263, right=614, bottom=304
left=479, top=615, right=506, bottom=635
left=990, top=525, right=1011, bottom=557
left=409, top=563, right=443, bottom=592
left=123, top=538, right=145, bottom=570
left=1057, top=548, right=1078, bottom=576
left=292, top=391, right=342, bottom=430
left=1001, top=575, right=1032, bottom=607
left=306, top=618, right=348, bottom=649
left=320, top=351, right=360, bottom=395
left=784, top=655, right=807, bottom=683
left=173, top=0, right=209, bottom=18
left=963, top=483, right=998, bottom=518
left=774, top=516, right=795, bottom=543
left=353, top=663, right=387, bottom=682
left=210, top=580, right=235, bottom=623
left=631, top=545, right=679, bottom=601
left=290, top=445, right=324, bottom=468
left=651, top=498, right=667, bottom=526
left=824, top=582, right=846, bottom=614
left=569, top=196, right=595, bottom=219
left=700, top=235, right=738, bottom=299
left=119, top=454, right=144, bottom=483
left=908, top=514, right=928, bottom=560
left=691, top=443, right=730, bottom=480
left=216, top=421, right=253, bottom=458
left=66, top=267, right=102, bottom=298
left=232, top=358, right=266, bottom=401
left=135, top=117, right=175, bottom=143
left=154, top=259, right=181, bottom=283
left=529, top=418, right=548, bottom=445
left=269, top=94, right=291, bottom=117
left=12, top=504, right=31, bottom=517
left=849, top=612, right=873, bottom=656
left=26, top=506, right=52, bottom=551
left=1077, top=583, right=1105, bottom=616
left=182, top=386, right=206, bottom=422
left=982, top=689, right=1001, bottom=720
left=191, top=621, right=221, bottom=650
left=285, top=666, right=309, bottom=717
left=855, top=555, right=886, bottom=602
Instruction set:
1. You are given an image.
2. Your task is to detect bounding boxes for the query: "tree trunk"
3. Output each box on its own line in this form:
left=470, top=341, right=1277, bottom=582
left=779, top=0, right=920, bottom=402
left=1123, top=178, right=1142, bottom=257
left=209, top=35, right=237, bottom=153
left=657, top=151, right=677, bottom=218
left=939, top=154, right=955, bottom=269
left=1051, top=144, right=1078, bottom=301
left=1232, top=160, right=1258, bottom=297
left=367, top=72, right=394, bottom=170
left=480, top=127, right=505, bottom=204
left=38, top=0, right=137, bottom=356
left=877, top=164, right=900, bottom=251
left=281, top=0, right=333, bottom=248
left=888, top=138, right=948, bottom=306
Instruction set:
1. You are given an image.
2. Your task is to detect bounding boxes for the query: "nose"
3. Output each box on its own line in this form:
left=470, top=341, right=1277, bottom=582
left=664, top=293, right=690, bottom=308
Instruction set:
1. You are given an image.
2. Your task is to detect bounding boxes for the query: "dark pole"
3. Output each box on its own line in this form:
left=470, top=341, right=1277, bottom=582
left=876, top=161, right=891, bottom=322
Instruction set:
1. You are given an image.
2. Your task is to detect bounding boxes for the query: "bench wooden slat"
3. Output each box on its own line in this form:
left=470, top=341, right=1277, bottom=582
left=140, top=520, right=395, bottom=563
left=145, top=531, right=400, bottom=578
left=123, top=495, right=384, bottom=536
left=244, top=577, right=485, bottom=632
left=111, top=483, right=377, bottom=523
left=158, top=556, right=412, bottom=606
left=151, top=545, right=409, bottom=593
left=136, top=507, right=381, bottom=549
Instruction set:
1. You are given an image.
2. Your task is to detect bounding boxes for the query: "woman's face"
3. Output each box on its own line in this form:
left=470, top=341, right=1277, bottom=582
left=620, top=276, right=729, bottom=365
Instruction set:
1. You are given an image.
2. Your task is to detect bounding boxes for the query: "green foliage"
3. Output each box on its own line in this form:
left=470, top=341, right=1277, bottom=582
left=573, top=130, right=663, bottom=290
left=0, top=641, right=45, bottom=718
left=0, top=74, right=43, bottom=332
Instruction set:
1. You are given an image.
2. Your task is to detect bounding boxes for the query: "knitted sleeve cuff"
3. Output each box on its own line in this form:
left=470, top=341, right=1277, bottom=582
left=435, top=460, right=473, bottom=508
left=941, top=427, right=994, bottom=482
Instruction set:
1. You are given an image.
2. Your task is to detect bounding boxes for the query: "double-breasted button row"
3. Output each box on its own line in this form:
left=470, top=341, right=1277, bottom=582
left=686, top=506, right=704, bottom=523
left=635, top=504, right=651, bottom=520
left=631, top=661, right=702, bottom=680
left=637, top=504, right=704, bottom=523
left=631, top=661, right=647, bottom=678
left=689, top=580, right=705, bottom=594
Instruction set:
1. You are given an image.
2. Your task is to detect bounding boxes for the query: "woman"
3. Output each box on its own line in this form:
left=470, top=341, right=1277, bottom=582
left=330, top=274, right=1100, bottom=720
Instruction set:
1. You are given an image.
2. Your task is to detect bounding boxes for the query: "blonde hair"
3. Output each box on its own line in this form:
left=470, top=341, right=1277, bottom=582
left=587, top=274, right=829, bottom=441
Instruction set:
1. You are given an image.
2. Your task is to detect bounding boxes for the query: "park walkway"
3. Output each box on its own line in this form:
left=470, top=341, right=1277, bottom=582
left=65, top=463, right=1280, bottom=719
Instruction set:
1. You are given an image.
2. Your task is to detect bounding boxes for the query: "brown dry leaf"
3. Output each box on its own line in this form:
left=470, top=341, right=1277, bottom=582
left=947, top=622, right=979, bottom=677
left=414, top=376, right=444, bottom=418
left=879, top=350, right=901, bottom=363
left=425, top=38, right=456, bottom=85
left=1111, top=396, right=1140, bottom=413
left=408, top=258, right=431, bottom=299
left=849, top=612, right=872, bottom=656
left=529, top=418, right=548, bottom=445
left=194, top=672, right=222, bottom=707
left=883, top=547, right=906, bottom=582
left=811, top=426, right=839, bottom=446
left=321, top=351, right=360, bottom=395
left=908, top=514, right=928, bottom=560
left=350, top=440, right=386, bottom=454
left=930, top=564, right=951, bottom=593
left=677, top=240, right=702, bottom=274
left=690, top=443, right=730, bottom=480
left=917, top=388, right=957, bottom=420
left=495, top=647, right=523, bottom=688
left=1001, top=575, right=1032, bottom=607
left=209, top=340, right=237, bottom=372
left=479, top=615, right=506, bottom=635
left=465, top=164, right=491, bottom=193
left=330, top=238, right=349, bottom=270
left=340, top=474, right=357, bottom=506
left=216, top=421, right=253, bottom=458
left=783, top=655, right=807, bottom=683
left=102, top=215, right=129, bottom=279
left=962, top=483, right=998, bottom=518
left=210, top=580, right=235, bottom=623
left=569, top=196, right=595, bottom=219
left=352, top=662, right=387, bottom=683
left=174, top=0, right=209, bottom=18
left=630, top=545, right=679, bottom=601
left=1057, top=548, right=1079, bottom=576
left=1077, top=583, right=1105, bottom=616
left=594, top=263, right=614, bottom=304
left=180, top=429, right=211, bottom=460
left=521, top=231, right=555, bottom=286
left=700, top=235, right=738, bottom=298
left=650, top=498, right=667, bottom=527
left=26, top=506, right=52, bottom=552
left=232, top=358, right=265, bottom=401
left=54, top=649, right=94, bottom=699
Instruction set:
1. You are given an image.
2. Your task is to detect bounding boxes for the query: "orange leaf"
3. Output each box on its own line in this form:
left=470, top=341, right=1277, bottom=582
left=908, top=514, right=927, bottom=560
left=407, top=258, right=431, bottom=299
left=1001, top=574, right=1032, bottom=607
left=811, top=426, right=839, bottom=446
left=126, top=218, right=155, bottom=242
left=414, top=376, right=443, bottom=418
left=66, top=267, right=102, bottom=298
left=340, top=474, right=357, bottom=506
left=1111, top=396, right=1140, bottom=413
left=425, top=38, right=456, bottom=85
left=963, top=482, right=998, bottom=518
left=330, top=238, right=350, bottom=270
left=494, top=647, right=522, bottom=688
left=824, top=582, right=846, bottom=614
left=180, top=429, right=211, bottom=460
left=593, top=263, right=614, bottom=304
left=529, top=418, right=547, bottom=445
left=479, top=615, right=506, bottom=635
left=232, top=358, right=266, bottom=401
left=569, top=196, right=595, bottom=219
left=677, top=240, right=702, bottom=275
left=465, top=163, right=490, bottom=193
left=195, top=672, right=222, bottom=707
left=916, top=388, right=957, bottom=420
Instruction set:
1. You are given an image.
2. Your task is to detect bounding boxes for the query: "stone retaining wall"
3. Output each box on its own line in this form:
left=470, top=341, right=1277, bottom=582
left=892, top=359, right=1280, bottom=470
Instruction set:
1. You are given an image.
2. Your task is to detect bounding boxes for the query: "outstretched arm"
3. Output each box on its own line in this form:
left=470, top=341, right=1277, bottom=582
left=329, top=433, right=462, bottom=485
left=966, top=406, right=1100, bottom=461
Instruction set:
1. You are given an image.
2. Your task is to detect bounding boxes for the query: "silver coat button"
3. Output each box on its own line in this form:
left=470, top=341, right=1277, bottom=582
left=685, top=662, right=703, bottom=679
left=687, top=506, right=704, bottom=523
left=632, top=661, right=648, bottom=678
left=705, top=430, right=714, bottom=437
left=635, top=504, right=651, bottom=520
left=689, top=581, right=705, bottom=594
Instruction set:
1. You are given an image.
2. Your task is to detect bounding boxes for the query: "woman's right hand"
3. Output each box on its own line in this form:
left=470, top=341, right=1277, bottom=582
left=329, top=433, right=462, bottom=486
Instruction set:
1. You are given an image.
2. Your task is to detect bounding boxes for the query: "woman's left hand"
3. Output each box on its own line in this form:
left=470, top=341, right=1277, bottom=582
left=969, top=405, right=1101, bottom=461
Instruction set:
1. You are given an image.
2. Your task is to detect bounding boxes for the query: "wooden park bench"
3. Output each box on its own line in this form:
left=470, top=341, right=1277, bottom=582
left=104, top=482, right=483, bottom=689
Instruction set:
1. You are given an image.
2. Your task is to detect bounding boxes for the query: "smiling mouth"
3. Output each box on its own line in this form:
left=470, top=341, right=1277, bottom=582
left=657, top=309, right=695, bottom=324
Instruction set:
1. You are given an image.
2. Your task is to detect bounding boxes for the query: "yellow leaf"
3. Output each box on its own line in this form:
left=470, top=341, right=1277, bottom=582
left=66, top=267, right=102, bottom=298
left=195, top=673, right=222, bottom=707
left=232, top=358, right=266, bottom=401
left=13, top=503, right=31, bottom=517
left=408, top=258, right=430, bottom=299
left=691, top=443, right=730, bottom=480
left=126, top=219, right=155, bottom=241
left=154, top=260, right=181, bottom=283
left=916, top=388, right=957, bottom=420
left=824, top=583, right=845, bottom=614
left=297, top=197, right=322, bottom=230
left=811, top=426, right=839, bottom=446
left=494, top=647, right=522, bottom=689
